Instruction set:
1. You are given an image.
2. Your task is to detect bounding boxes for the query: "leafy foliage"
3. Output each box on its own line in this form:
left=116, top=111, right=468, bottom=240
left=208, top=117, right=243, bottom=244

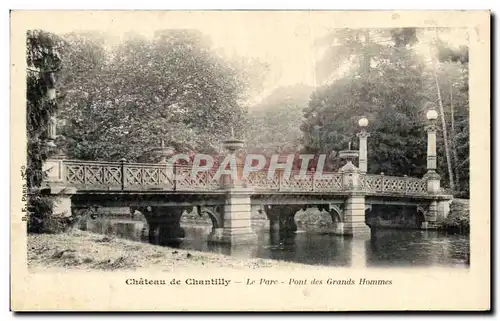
left=441, top=199, right=469, bottom=232
left=304, top=29, right=429, bottom=175
left=432, top=37, right=470, bottom=196
left=246, top=84, right=312, bottom=153
left=26, top=30, right=66, bottom=233
left=57, top=30, right=256, bottom=162
left=300, top=28, right=470, bottom=195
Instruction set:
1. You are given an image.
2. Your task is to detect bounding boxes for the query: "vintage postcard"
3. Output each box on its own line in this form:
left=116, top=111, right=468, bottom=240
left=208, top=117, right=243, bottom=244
left=10, top=10, right=490, bottom=311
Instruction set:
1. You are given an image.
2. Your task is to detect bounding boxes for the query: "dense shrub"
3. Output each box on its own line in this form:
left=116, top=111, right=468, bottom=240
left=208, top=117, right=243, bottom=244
left=27, top=193, right=74, bottom=233
left=441, top=199, right=469, bottom=233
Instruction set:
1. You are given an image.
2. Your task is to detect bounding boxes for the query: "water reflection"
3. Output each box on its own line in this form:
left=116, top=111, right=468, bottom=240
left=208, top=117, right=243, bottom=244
left=82, top=219, right=469, bottom=268
left=365, top=229, right=470, bottom=268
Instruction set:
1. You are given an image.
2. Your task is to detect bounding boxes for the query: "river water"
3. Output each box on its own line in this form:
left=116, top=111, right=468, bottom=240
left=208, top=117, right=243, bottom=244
left=83, top=219, right=470, bottom=268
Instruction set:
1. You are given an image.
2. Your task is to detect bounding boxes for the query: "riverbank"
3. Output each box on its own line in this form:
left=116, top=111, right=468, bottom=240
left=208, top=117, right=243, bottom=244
left=27, top=230, right=307, bottom=272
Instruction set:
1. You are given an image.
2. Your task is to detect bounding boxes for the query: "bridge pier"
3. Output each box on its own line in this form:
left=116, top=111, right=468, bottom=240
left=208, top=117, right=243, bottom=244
left=41, top=157, right=77, bottom=218
left=208, top=187, right=258, bottom=245
left=43, top=186, right=77, bottom=217
left=343, top=195, right=371, bottom=237
left=269, top=216, right=280, bottom=233
left=332, top=222, right=345, bottom=235
left=419, top=199, right=451, bottom=229
left=143, top=207, right=187, bottom=245
left=437, top=199, right=451, bottom=221
left=265, top=205, right=303, bottom=235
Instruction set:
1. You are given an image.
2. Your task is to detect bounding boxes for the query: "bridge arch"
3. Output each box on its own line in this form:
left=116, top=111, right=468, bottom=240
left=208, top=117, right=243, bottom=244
left=416, top=205, right=428, bottom=222
left=293, top=204, right=344, bottom=233
left=328, top=204, right=343, bottom=223
left=195, top=206, right=223, bottom=230
left=415, top=206, right=427, bottom=227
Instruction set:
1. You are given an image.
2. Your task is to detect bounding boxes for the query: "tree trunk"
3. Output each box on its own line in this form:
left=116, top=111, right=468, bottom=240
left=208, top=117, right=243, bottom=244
left=450, top=83, right=460, bottom=192
left=362, top=29, right=371, bottom=74
left=431, top=57, right=455, bottom=193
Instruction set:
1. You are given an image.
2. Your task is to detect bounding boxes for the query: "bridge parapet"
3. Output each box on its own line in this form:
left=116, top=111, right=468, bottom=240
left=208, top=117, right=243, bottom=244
left=45, top=159, right=435, bottom=197
left=244, top=171, right=344, bottom=192
left=60, top=160, right=220, bottom=191
left=360, top=174, right=428, bottom=196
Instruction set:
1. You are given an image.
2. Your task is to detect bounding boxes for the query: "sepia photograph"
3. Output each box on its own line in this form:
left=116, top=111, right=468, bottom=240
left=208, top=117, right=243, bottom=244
left=10, top=10, right=490, bottom=311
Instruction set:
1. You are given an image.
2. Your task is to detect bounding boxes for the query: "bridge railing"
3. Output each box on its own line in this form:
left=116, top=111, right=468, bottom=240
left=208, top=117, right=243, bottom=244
left=243, top=171, right=344, bottom=192
left=63, top=160, right=220, bottom=191
left=360, top=174, right=428, bottom=195
left=55, top=159, right=428, bottom=196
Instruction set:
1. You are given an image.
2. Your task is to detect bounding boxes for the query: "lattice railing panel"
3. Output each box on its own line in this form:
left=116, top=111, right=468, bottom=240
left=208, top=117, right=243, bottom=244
left=124, top=164, right=174, bottom=189
left=405, top=177, right=428, bottom=194
left=64, top=161, right=122, bottom=188
left=314, top=173, right=343, bottom=192
left=245, top=171, right=280, bottom=190
left=382, top=176, right=405, bottom=193
left=360, top=174, right=382, bottom=192
left=280, top=174, right=314, bottom=192
left=360, top=174, right=427, bottom=195
left=175, top=167, right=219, bottom=190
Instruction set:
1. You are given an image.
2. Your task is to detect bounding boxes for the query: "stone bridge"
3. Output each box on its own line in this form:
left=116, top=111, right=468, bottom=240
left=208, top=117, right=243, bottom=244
left=41, top=157, right=452, bottom=245
left=40, top=111, right=453, bottom=245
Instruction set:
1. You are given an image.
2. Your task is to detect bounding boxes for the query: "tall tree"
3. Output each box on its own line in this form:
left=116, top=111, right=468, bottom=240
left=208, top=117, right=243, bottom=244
left=313, top=28, right=418, bottom=85
left=303, top=28, right=429, bottom=175
left=429, top=29, right=455, bottom=193
left=430, top=34, right=470, bottom=196
left=57, top=30, right=256, bottom=162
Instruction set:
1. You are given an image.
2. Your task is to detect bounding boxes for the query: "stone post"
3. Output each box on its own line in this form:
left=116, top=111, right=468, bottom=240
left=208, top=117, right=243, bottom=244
left=424, top=109, right=441, bottom=194
left=356, top=120, right=370, bottom=173
left=340, top=161, right=360, bottom=192
left=219, top=135, right=245, bottom=189
left=426, top=122, right=438, bottom=172
left=340, top=161, right=370, bottom=237
left=42, top=156, right=66, bottom=187
left=42, top=152, right=77, bottom=217
left=152, top=141, right=175, bottom=164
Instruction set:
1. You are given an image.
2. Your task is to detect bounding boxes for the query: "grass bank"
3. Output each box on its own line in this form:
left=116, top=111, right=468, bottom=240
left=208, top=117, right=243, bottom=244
left=28, top=230, right=307, bottom=272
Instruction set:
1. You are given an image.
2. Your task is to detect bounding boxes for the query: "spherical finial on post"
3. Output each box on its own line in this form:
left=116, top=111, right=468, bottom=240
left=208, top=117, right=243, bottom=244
left=358, top=116, right=369, bottom=128
left=426, top=109, right=438, bottom=121
left=424, top=102, right=438, bottom=121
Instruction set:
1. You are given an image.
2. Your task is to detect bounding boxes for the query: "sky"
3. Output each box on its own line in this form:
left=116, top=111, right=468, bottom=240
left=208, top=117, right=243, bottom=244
left=25, top=11, right=470, bottom=105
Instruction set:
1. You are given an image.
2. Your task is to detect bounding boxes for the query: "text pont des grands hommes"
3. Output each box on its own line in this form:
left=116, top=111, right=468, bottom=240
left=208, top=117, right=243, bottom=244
left=124, top=278, right=393, bottom=286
